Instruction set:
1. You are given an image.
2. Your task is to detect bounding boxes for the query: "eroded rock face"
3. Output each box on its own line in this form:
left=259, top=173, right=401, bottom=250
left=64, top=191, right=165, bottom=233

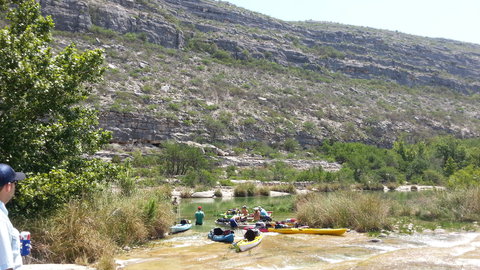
left=40, top=0, right=184, bottom=48
left=98, top=111, right=199, bottom=144
left=40, top=0, right=92, bottom=31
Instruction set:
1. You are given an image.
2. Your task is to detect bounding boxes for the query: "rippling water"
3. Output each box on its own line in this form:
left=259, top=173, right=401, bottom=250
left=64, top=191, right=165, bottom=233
left=117, top=196, right=480, bottom=269
left=116, top=230, right=480, bottom=270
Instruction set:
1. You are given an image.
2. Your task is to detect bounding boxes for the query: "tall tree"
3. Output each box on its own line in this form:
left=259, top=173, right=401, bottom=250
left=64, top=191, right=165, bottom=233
left=0, top=0, right=110, bottom=173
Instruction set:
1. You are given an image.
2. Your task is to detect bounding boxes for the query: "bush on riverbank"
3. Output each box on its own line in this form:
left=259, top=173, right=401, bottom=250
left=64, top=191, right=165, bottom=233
left=313, top=182, right=346, bottom=192
left=234, top=183, right=258, bottom=197
left=258, top=186, right=271, bottom=196
left=296, top=192, right=393, bottom=232
left=20, top=186, right=174, bottom=266
left=297, top=188, right=480, bottom=233
left=413, top=188, right=480, bottom=222
left=270, top=184, right=297, bottom=194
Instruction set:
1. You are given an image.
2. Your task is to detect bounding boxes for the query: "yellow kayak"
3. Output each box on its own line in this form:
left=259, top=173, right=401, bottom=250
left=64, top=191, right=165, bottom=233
left=233, top=233, right=263, bottom=252
left=267, top=227, right=347, bottom=236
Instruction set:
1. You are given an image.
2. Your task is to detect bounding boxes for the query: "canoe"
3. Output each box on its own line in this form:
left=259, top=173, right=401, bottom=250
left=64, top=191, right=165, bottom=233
left=170, top=220, right=192, bottom=234
left=232, top=230, right=263, bottom=252
left=267, top=227, right=347, bottom=235
left=208, top=228, right=235, bottom=243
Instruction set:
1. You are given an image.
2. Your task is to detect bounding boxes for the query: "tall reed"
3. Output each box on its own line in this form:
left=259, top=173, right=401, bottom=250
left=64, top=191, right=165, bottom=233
left=23, top=186, right=175, bottom=267
left=233, top=183, right=257, bottom=197
left=295, top=192, right=393, bottom=232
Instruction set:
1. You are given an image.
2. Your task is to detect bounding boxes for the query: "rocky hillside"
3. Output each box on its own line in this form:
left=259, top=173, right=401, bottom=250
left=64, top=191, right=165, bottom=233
left=37, top=0, right=480, bottom=147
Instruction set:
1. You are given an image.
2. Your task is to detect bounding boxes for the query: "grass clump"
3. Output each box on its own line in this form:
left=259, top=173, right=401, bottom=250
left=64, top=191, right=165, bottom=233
left=233, top=183, right=257, bottom=197
left=214, top=189, right=223, bottom=197
left=296, top=192, right=393, bottom=232
left=270, top=184, right=297, bottom=194
left=257, top=186, right=271, bottom=196
left=314, top=182, right=345, bottom=192
left=23, top=187, right=174, bottom=265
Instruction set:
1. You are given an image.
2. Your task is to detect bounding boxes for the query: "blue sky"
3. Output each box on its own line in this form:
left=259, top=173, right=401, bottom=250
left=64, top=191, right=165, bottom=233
left=221, top=0, right=480, bottom=45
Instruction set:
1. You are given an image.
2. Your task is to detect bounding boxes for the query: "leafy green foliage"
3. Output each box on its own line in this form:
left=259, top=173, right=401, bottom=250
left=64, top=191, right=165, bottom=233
left=312, top=136, right=480, bottom=188
left=0, top=0, right=123, bottom=218
left=321, top=142, right=394, bottom=181
left=233, top=183, right=257, bottom=197
left=182, top=169, right=216, bottom=187
left=11, top=159, right=125, bottom=217
left=447, top=165, right=480, bottom=189
left=0, top=0, right=110, bottom=173
left=283, top=138, right=300, bottom=152
left=160, top=141, right=211, bottom=175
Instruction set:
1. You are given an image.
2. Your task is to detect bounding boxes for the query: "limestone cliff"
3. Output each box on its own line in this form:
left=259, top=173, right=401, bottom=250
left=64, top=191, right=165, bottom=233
left=37, top=0, right=480, bottom=147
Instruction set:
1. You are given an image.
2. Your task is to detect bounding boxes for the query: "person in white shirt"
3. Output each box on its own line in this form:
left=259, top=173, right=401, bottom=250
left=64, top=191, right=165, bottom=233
left=0, top=164, right=26, bottom=270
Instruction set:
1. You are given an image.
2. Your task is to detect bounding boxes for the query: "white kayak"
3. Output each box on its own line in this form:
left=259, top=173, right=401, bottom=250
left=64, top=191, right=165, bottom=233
left=170, top=220, right=192, bottom=233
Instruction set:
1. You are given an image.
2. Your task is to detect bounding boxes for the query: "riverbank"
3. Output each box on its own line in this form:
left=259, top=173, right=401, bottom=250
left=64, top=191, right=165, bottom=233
left=172, top=183, right=446, bottom=201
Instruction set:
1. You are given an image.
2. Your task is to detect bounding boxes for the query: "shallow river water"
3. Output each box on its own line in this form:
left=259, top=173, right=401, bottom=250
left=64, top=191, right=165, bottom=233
left=116, top=197, right=480, bottom=270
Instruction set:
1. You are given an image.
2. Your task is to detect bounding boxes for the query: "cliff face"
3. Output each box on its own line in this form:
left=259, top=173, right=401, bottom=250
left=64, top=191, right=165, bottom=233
left=38, top=0, right=480, bottom=147
left=40, top=0, right=184, bottom=48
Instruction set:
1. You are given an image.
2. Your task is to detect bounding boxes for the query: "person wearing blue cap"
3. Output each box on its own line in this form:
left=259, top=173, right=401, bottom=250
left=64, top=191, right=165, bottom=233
left=0, top=164, right=26, bottom=270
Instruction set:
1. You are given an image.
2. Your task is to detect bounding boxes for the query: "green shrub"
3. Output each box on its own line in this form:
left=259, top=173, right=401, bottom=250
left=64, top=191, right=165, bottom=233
left=296, top=167, right=325, bottom=182
left=118, top=173, right=136, bottom=196
left=214, top=189, right=223, bottom=197
left=234, top=183, right=257, bottom=197
left=131, top=151, right=160, bottom=167
left=258, top=186, right=271, bottom=196
left=422, top=170, right=444, bottom=185
left=447, top=165, right=480, bottom=189
left=111, top=155, right=122, bottom=164
left=225, top=165, right=237, bottom=178
left=219, top=179, right=234, bottom=186
left=182, top=169, right=216, bottom=187
left=386, top=182, right=399, bottom=191
left=315, top=182, right=344, bottom=192
left=12, top=160, right=125, bottom=217
left=160, top=141, right=211, bottom=176
left=234, top=186, right=247, bottom=197
left=270, top=184, right=297, bottom=194
left=179, top=187, right=193, bottom=198
left=283, top=138, right=300, bottom=152
left=213, top=49, right=232, bottom=62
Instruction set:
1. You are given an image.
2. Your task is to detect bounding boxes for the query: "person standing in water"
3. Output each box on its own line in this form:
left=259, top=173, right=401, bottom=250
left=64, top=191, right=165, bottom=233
left=195, top=206, right=205, bottom=225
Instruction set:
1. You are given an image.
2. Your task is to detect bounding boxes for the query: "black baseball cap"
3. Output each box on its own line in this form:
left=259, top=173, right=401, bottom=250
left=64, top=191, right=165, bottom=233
left=0, top=164, right=26, bottom=187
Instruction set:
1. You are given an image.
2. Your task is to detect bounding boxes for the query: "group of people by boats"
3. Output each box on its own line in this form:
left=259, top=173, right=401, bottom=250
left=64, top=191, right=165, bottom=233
left=216, top=205, right=272, bottom=227
left=169, top=203, right=347, bottom=252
